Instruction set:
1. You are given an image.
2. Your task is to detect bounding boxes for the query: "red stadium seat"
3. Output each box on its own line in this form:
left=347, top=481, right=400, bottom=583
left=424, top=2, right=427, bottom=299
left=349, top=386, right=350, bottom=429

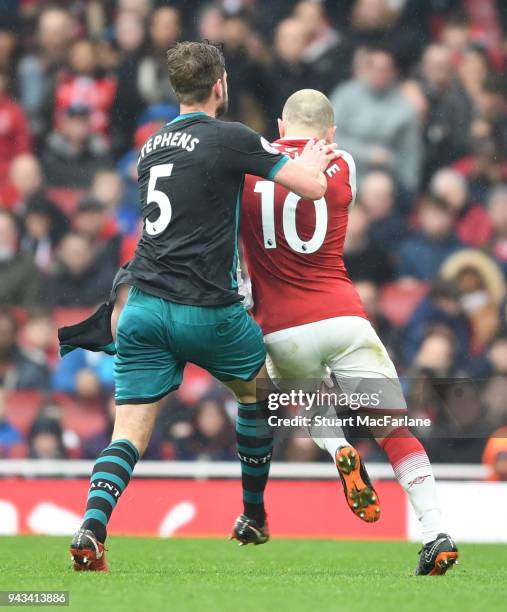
left=9, top=307, right=29, bottom=327
left=379, top=281, right=428, bottom=327
left=176, top=363, right=215, bottom=405
left=5, top=391, right=42, bottom=435
left=6, top=442, right=28, bottom=459
left=53, top=393, right=107, bottom=439
left=51, top=308, right=95, bottom=363
left=46, top=187, right=86, bottom=215
left=5, top=391, right=106, bottom=441
left=53, top=307, right=95, bottom=331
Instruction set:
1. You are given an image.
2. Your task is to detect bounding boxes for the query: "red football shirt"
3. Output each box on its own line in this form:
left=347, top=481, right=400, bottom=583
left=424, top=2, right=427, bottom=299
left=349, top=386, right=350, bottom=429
left=241, top=138, right=366, bottom=335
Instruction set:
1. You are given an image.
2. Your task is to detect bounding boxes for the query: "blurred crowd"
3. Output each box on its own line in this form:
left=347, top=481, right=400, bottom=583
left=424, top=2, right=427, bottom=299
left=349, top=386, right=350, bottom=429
left=1, top=0, right=507, bottom=478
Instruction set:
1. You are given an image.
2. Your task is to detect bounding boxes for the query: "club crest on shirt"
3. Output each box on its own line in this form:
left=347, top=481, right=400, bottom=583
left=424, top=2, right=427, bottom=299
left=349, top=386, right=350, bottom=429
left=261, top=136, right=281, bottom=155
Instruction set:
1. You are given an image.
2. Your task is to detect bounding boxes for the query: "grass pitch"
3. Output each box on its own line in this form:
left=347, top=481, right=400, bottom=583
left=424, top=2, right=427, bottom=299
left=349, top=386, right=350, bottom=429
left=1, top=537, right=506, bottom=612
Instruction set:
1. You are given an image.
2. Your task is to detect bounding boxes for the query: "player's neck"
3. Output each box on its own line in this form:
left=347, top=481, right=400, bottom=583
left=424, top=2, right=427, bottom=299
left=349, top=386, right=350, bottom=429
left=179, top=103, right=218, bottom=119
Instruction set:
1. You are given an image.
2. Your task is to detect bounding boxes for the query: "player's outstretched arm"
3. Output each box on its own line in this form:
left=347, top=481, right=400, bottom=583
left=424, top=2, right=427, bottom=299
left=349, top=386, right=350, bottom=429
left=274, top=139, right=340, bottom=200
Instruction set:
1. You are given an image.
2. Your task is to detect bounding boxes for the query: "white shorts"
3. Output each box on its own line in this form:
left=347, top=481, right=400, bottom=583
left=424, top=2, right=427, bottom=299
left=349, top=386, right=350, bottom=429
left=264, top=316, right=406, bottom=411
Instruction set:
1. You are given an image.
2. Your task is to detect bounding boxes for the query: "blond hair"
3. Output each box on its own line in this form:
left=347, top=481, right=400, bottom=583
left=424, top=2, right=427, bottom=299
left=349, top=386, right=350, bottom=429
left=282, top=89, right=334, bottom=137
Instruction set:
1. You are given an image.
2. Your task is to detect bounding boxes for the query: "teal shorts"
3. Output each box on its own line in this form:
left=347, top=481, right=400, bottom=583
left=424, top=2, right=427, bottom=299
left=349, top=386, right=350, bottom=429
left=114, top=287, right=266, bottom=404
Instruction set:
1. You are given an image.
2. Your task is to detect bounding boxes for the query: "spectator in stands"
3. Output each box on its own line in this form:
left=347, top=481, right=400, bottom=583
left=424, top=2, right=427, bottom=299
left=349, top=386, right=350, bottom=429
left=35, top=398, right=80, bottom=457
left=453, top=134, right=507, bottom=205
left=438, top=12, right=471, bottom=62
left=138, top=6, right=181, bottom=106
left=90, top=169, right=138, bottom=241
left=432, top=375, right=487, bottom=462
left=52, top=39, right=116, bottom=136
left=457, top=45, right=492, bottom=108
left=110, top=11, right=148, bottom=157
left=401, top=78, right=430, bottom=130
left=408, top=329, right=459, bottom=380
left=197, top=5, right=224, bottom=43
left=482, top=428, right=507, bottom=481
left=283, top=436, right=324, bottom=462
left=52, top=346, right=114, bottom=401
left=7, top=153, right=45, bottom=211
left=406, top=316, right=487, bottom=457
left=269, top=18, right=313, bottom=135
left=41, top=104, right=112, bottom=188
left=358, top=171, right=405, bottom=248
left=81, top=396, right=116, bottom=459
left=430, top=168, right=492, bottom=247
left=403, top=278, right=470, bottom=367
left=46, top=232, right=115, bottom=307
left=174, top=397, right=236, bottom=461
left=440, top=250, right=505, bottom=355
left=345, top=0, right=422, bottom=74
left=117, top=0, right=152, bottom=20
left=396, top=195, right=463, bottom=281
left=5, top=155, right=69, bottom=242
left=220, top=12, right=272, bottom=132
left=354, top=280, right=399, bottom=362
left=480, top=334, right=507, bottom=378
left=72, top=197, right=124, bottom=269
left=20, top=195, right=69, bottom=270
left=29, top=417, right=66, bottom=459
left=343, top=204, right=393, bottom=283
left=417, top=44, right=473, bottom=185
left=82, top=395, right=163, bottom=460
left=0, top=70, right=32, bottom=184
left=486, top=186, right=507, bottom=277
left=293, top=0, right=348, bottom=93
left=0, top=210, right=44, bottom=308
left=0, top=387, right=23, bottom=457
left=476, top=335, right=507, bottom=430
left=472, top=74, right=507, bottom=155
left=17, top=7, right=76, bottom=141
left=159, top=394, right=198, bottom=455
left=19, top=310, right=56, bottom=367
left=331, top=46, right=420, bottom=192
left=0, top=25, right=17, bottom=79
left=0, top=310, right=51, bottom=391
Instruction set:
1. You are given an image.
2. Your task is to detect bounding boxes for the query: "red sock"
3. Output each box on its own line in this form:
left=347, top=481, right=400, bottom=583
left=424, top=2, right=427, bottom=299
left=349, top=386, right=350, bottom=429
left=380, top=427, right=431, bottom=485
left=380, top=427, right=441, bottom=543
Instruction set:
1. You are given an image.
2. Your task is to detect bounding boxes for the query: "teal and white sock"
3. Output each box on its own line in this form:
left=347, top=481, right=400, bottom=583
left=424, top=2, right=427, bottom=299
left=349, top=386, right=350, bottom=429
left=81, top=438, right=139, bottom=542
left=236, top=400, right=273, bottom=526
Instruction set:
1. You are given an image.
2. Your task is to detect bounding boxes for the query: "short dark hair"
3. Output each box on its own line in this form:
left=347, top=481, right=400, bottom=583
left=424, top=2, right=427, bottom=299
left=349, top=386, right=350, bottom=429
left=166, top=41, right=225, bottom=105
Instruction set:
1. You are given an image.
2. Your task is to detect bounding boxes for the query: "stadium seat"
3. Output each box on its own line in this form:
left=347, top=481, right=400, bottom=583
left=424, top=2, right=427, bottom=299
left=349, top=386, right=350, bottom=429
left=379, top=281, right=428, bottom=327
left=176, top=363, right=215, bottom=405
left=6, top=442, right=28, bottom=459
left=46, top=187, right=86, bottom=215
left=53, top=307, right=95, bottom=331
left=53, top=393, right=107, bottom=439
left=5, top=391, right=42, bottom=435
left=9, top=307, right=29, bottom=327
left=5, top=391, right=107, bottom=442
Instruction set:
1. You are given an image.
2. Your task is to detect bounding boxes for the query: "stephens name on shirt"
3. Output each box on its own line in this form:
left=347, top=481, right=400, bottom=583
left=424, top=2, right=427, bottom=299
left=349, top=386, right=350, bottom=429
left=138, top=130, right=200, bottom=164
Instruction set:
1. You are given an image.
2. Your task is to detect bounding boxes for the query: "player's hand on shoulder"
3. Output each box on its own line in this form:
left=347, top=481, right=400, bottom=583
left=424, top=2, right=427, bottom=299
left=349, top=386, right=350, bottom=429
left=300, top=139, right=343, bottom=172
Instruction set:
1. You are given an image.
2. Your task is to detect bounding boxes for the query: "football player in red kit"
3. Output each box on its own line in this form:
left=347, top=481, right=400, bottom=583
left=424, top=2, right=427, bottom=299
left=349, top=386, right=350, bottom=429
left=240, top=89, right=458, bottom=575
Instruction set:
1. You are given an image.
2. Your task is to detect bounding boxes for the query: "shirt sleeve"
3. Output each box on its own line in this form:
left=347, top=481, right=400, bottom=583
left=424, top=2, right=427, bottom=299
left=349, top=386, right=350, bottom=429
left=218, top=122, right=289, bottom=180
